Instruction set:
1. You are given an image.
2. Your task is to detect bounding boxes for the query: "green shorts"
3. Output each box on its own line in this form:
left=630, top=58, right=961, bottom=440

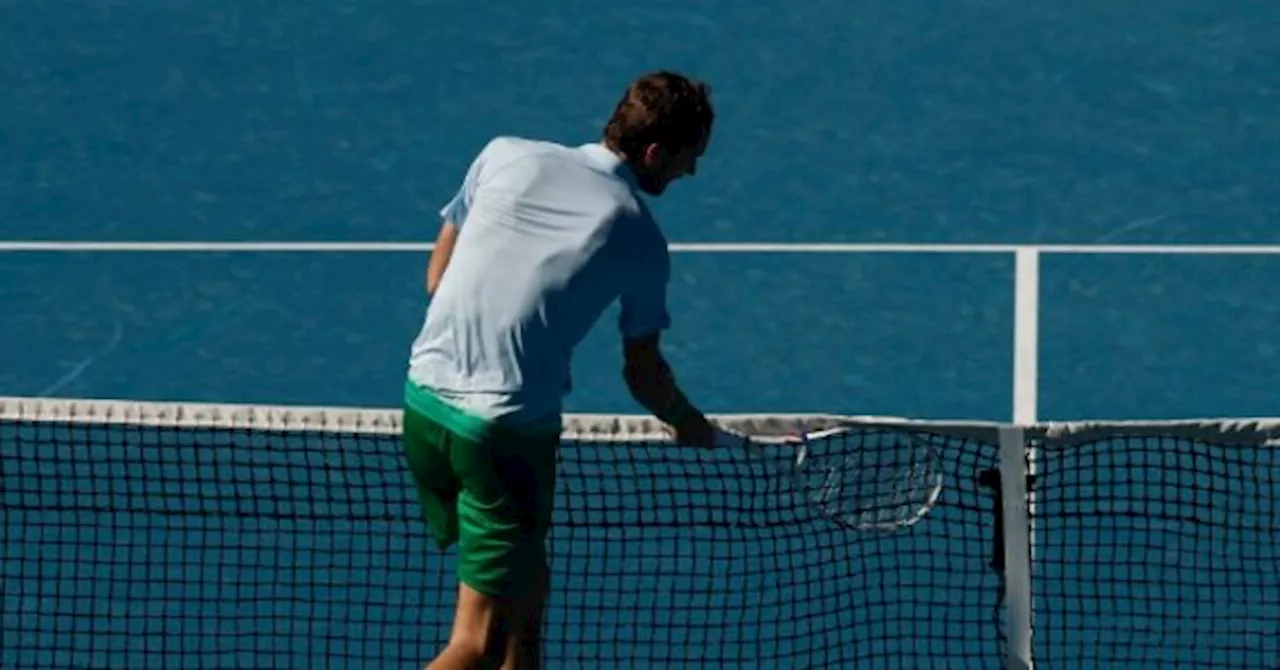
left=400, top=396, right=558, bottom=600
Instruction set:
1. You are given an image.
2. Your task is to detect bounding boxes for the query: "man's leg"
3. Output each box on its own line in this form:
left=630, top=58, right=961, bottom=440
left=499, top=428, right=558, bottom=670
left=443, top=425, right=558, bottom=670
left=424, top=559, right=547, bottom=670
left=426, top=583, right=518, bottom=670
left=404, top=404, right=506, bottom=668
left=501, top=558, right=549, bottom=670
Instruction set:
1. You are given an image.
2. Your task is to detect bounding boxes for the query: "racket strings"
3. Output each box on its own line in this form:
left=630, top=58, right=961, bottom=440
left=795, top=432, right=943, bottom=530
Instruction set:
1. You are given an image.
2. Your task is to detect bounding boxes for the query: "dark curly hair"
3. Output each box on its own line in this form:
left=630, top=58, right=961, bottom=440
left=603, top=71, right=715, bottom=157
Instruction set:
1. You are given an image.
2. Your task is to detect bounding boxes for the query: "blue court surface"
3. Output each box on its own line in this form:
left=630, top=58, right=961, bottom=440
left=4, top=0, right=1280, bottom=421
left=3, top=0, right=1280, bottom=667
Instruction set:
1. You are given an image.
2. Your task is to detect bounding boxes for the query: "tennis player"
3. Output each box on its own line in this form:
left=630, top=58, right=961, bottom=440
left=401, top=71, right=718, bottom=670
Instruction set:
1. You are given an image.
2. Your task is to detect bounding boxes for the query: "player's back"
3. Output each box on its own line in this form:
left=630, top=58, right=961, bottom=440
left=408, top=136, right=669, bottom=427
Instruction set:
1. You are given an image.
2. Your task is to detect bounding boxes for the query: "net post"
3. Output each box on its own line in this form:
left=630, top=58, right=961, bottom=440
left=998, top=425, right=1034, bottom=670
left=1012, top=247, right=1040, bottom=425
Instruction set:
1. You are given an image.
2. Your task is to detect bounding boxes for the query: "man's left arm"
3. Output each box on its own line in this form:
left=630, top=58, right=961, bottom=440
left=426, top=220, right=460, bottom=295
left=426, top=142, right=490, bottom=295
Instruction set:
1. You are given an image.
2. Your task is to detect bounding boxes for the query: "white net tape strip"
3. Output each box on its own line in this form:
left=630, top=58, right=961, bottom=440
left=1031, top=418, right=1280, bottom=446
left=0, top=395, right=846, bottom=441
left=4, top=395, right=1280, bottom=446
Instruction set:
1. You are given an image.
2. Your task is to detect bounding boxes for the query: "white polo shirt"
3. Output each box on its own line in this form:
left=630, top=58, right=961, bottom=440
left=407, top=136, right=672, bottom=432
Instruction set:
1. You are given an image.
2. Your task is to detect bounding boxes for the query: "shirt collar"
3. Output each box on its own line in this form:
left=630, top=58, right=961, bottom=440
left=578, top=142, right=640, bottom=190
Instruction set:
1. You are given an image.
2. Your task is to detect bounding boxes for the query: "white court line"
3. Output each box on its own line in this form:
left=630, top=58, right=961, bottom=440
left=5, top=241, right=1280, bottom=254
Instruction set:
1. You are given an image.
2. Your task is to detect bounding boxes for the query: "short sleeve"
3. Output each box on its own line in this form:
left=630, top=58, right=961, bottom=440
left=438, top=143, right=489, bottom=227
left=618, top=245, right=672, bottom=339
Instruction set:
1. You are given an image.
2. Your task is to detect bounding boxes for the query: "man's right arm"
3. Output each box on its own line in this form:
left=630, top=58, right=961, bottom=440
left=622, top=333, right=715, bottom=447
left=617, top=242, right=716, bottom=447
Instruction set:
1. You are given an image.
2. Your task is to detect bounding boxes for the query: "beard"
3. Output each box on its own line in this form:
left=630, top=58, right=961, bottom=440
left=636, top=172, right=669, bottom=196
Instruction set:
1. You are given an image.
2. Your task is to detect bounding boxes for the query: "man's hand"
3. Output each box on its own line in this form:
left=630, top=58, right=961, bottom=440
left=671, top=412, right=717, bottom=449
left=623, top=333, right=719, bottom=448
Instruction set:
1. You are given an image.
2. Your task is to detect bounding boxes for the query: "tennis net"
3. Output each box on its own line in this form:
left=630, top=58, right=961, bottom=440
left=1, top=397, right=1278, bottom=669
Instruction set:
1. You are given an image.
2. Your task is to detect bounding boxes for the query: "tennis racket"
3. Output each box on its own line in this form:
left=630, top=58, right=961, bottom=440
left=717, top=424, right=944, bottom=532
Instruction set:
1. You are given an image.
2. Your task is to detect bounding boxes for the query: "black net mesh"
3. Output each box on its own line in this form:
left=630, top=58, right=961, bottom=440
left=1, top=406, right=1001, bottom=669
